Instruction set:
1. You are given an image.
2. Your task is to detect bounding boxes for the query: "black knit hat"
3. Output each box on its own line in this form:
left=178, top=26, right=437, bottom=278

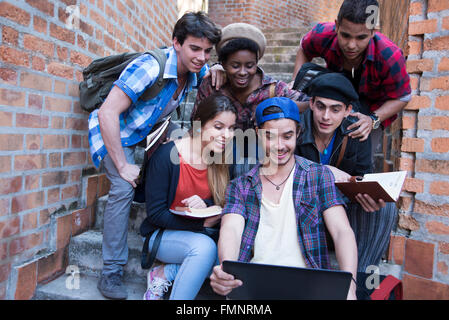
left=305, top=73, right=359, bottom=106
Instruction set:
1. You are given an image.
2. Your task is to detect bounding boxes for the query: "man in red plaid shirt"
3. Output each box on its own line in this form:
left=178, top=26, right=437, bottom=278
left=292, top=0, right=411, bottom=149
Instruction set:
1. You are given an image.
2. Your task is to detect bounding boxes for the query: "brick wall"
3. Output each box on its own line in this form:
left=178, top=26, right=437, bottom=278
left=387, top=0, right=449, bottom=299
left=0, top=0, right=177, bottom=300
left=208, top=0, right=343, bottom=29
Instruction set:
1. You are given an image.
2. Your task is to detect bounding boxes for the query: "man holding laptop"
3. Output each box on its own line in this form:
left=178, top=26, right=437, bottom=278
left=209, top=97, right=358, bottom=300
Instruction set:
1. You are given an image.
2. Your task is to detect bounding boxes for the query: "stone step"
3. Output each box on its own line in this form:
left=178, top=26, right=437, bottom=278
left=262, top=73, right=293, bottom=83
left=68, top=229, right=147, bottom=283
left=264, top=32, right=305, bottom=41
left=266, top=39, right=301, bottom=47
left=33, top=273, right=146, bottom=300
left=264, top=45, right=298, bottom=56
left=94, top=195, right=146, bottom=233
left=260, top=53, right=297, bottom=64
left=259, top=62, right=295, bottom=74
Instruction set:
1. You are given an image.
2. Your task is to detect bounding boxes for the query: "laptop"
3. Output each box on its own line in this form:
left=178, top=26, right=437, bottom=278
left=222, top=260, right=352, bottom=300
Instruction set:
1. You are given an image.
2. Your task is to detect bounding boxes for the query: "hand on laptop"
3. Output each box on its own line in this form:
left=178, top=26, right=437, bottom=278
left=210, top=264, right=243, bottom=296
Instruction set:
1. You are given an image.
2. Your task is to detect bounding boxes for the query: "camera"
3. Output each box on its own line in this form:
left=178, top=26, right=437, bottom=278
left=341, top=115, right=359, bottom=135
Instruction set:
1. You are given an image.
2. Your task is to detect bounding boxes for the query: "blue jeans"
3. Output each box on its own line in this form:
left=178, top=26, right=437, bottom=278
left=148, top=229, right=218, bottom=300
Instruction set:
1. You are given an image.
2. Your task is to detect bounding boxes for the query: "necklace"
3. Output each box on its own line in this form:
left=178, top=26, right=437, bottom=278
left=263, top=162, right=296, bottom=191
left=314, top=129, right=334, bottom=155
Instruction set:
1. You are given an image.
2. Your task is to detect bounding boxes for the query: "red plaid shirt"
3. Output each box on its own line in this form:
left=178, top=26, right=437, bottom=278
left=301, top=22, right=411, bottom=128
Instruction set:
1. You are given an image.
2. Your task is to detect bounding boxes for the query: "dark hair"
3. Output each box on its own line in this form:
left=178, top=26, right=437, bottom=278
left=337, top=0, right=379, bottom=26
left=261, top=106, right=302, bottom=133
left=191, top=94, right=237, bottom=207
left=172, top=11, right=221, bottom=46
left=191, top=94, right=237, bottom=128
left=218, top=38, right=260, bottom=64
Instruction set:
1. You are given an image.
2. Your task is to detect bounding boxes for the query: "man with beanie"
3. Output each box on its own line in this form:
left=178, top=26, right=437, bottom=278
left=295, top=72, right=397, bottom=273
left=209, top=97, right=358, bottom=300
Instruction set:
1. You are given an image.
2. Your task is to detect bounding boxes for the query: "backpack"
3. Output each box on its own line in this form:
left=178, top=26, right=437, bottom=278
left=79, top=48, right=167, bottom=112
left=292, top=62, right=331, bottom=92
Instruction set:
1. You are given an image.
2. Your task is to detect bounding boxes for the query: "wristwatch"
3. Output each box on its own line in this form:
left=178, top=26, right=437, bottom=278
left=370, top=113, right=381, bottom=130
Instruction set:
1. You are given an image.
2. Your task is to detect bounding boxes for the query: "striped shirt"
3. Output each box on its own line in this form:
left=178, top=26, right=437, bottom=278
left=222, top=155, right=345, bottom=269
left=88, top=46, right=209, bottom=167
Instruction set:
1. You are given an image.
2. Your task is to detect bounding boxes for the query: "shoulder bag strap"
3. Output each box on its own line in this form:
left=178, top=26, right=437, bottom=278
left=335, top=135, right=348, bottom=168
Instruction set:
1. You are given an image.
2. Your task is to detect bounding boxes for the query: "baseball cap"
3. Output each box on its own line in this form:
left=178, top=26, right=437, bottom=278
left=255, top=97, right=300, bottom=127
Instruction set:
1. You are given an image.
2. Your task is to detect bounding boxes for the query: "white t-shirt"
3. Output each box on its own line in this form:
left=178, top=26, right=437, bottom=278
left=251, top=166, right=307, bottom=268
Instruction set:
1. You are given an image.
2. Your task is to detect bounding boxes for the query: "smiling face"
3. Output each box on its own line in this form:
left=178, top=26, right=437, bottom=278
left=335, top=18, right=374, bottom=63
left=173, top=35, right=214, bottom=74
left=222, top=50, right=258, bottom=90
left=201, top=111, right=236, bottom=154
left=259, top=118, right=299, bottom=168
left=310, top=96, right=352, bottom=137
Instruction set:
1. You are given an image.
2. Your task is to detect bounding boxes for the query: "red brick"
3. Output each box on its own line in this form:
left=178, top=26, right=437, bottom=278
left=401, top=116, right=415, bottom=130
left=0, top=68, right=18, bottom=85
left=409, top=19, right=438, bottom=35
left=86, top=175, right=99, bottom=207
left=22, top=212, right=38, bottom=231
left=0, top=2, right=31, bottom=26
left=43, top=135, right=69, bottom=150
left=428, top=0, right=449, bottom=12
left=50, top=23, right=75, bottom=45
left=62, top=185, right=79, bottom=200
left=25, top=174, right=40, bottom=190
left=47, top=187, right=60, bottom=204
left=14, top=154, right=46, bottom=171
left=63, top=152, right=86, bottom=166
left=14, top=261, right=37, bottom=300
left=409, top=1, right=423, bottom=15
left=33, top=16, right=47, bottom=34
left=401, top=138, right=425, bottom=153
left=56, top=46, right=68, bottom=61
left=406, top=58, right=434, bottom=74
left=415, top=200, right=449, bottom=218
left=23, top=34, right=54, bottom=57
left=438, top=57, right=449, bottom=72
left=0, top=134, right=23, bottom=151
left=49, top=152, right=61, bottom=168
left=2, top=26, right=19, bottom=46
left=429, top=76, right=449, bottom=90
left=20, top=72, right=52, bottom=92
left=98, top=174, right=111, bottom=197
left=42, top=171, right=69, bottom=187
left=0, top=88, right=26, bottom=107
left=72, top=207, right=93, bottom=236
left=435, top=96, right=449, bottom=111
left=444, top=16, right=449, bottom=31
left=28, top=94, right=43, bottom=110
left=70, top=51, right=92, bottom=67
left=26, top=0, right=54, bottom=15
left=424, top=36, right=449, bottom=51
left=54, top=80, right=66, bottom=95
left=45, top=97, right=72, bottom=113
left=403, top=275, right=449, bottom=300
left=0, top=156, right=11, bottom=174
left=16, top=113, right=49, bottom=128
left=0, top=216, right=20, bottom=238
left=398, top=213, right=420, bottom=231
left=404, top=239, right=435, bottom=278
left=430, top=181, right=449, bottom=196
left=388, top=235, right=406, bottom=265
left=10, top=231, right=43, bottom=257
left=426, top=221, right=449, bottom=235
left=438, top=261, right=448, bottom=275
left=0, top=46, right=29, bottom=67
left=439, top=242, right=449, bottom=254
left=37, top=248, right=67, bottom=283
left=404, top=95, right=431, bottom=110
left=0, top=176, right=22, bottom=195
left=431, top=138, right=449, bottom=153
left=396, top=157, right=414, bottom=172
left=11, top=191, right=45, bottom=214
left=403, top=178, right=424, bottom=193
left=66, top=117, right=88, bottom=131
left=25, top=134, right=40, bottom=151
left=47, top=62, right=74, bottom=80
left=56, top=214, right=72, bottom=250
left=416, top=159, right=449, bottom=175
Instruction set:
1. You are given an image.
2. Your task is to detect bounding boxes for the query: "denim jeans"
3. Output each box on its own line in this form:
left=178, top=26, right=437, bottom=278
left=148, top=229, right=219, bottom=300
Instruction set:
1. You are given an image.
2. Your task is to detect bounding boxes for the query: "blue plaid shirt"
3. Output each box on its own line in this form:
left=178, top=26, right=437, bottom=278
left=88, top=46, right=209, bottom=167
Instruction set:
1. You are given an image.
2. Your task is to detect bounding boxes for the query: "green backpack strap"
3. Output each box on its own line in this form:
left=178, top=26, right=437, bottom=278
left=139, top=47, right=168, bottom=101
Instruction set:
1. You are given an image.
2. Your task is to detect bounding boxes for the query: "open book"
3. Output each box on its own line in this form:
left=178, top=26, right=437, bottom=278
left=145, top=116, right=171, bottom=151
left=169, top=206, right=222, bottom=218
left=335, top=171, right=407, bottom=203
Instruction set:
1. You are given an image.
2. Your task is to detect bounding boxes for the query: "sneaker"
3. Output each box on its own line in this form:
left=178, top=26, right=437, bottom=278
left=97, top=272, right=128, bottom=300
left=143, top=265, right=172, bottom=300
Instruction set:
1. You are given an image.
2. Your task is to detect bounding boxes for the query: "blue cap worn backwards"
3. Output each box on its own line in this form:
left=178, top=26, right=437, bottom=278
left=255, top=97, right=300, bottom=127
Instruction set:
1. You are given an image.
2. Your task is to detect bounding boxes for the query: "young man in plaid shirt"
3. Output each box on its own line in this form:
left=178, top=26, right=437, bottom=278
left=292, top=0, right=411, bottom=150
left=88, top=12, right=221, bottom=300
left=210, top=97, right=358, bottom=300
